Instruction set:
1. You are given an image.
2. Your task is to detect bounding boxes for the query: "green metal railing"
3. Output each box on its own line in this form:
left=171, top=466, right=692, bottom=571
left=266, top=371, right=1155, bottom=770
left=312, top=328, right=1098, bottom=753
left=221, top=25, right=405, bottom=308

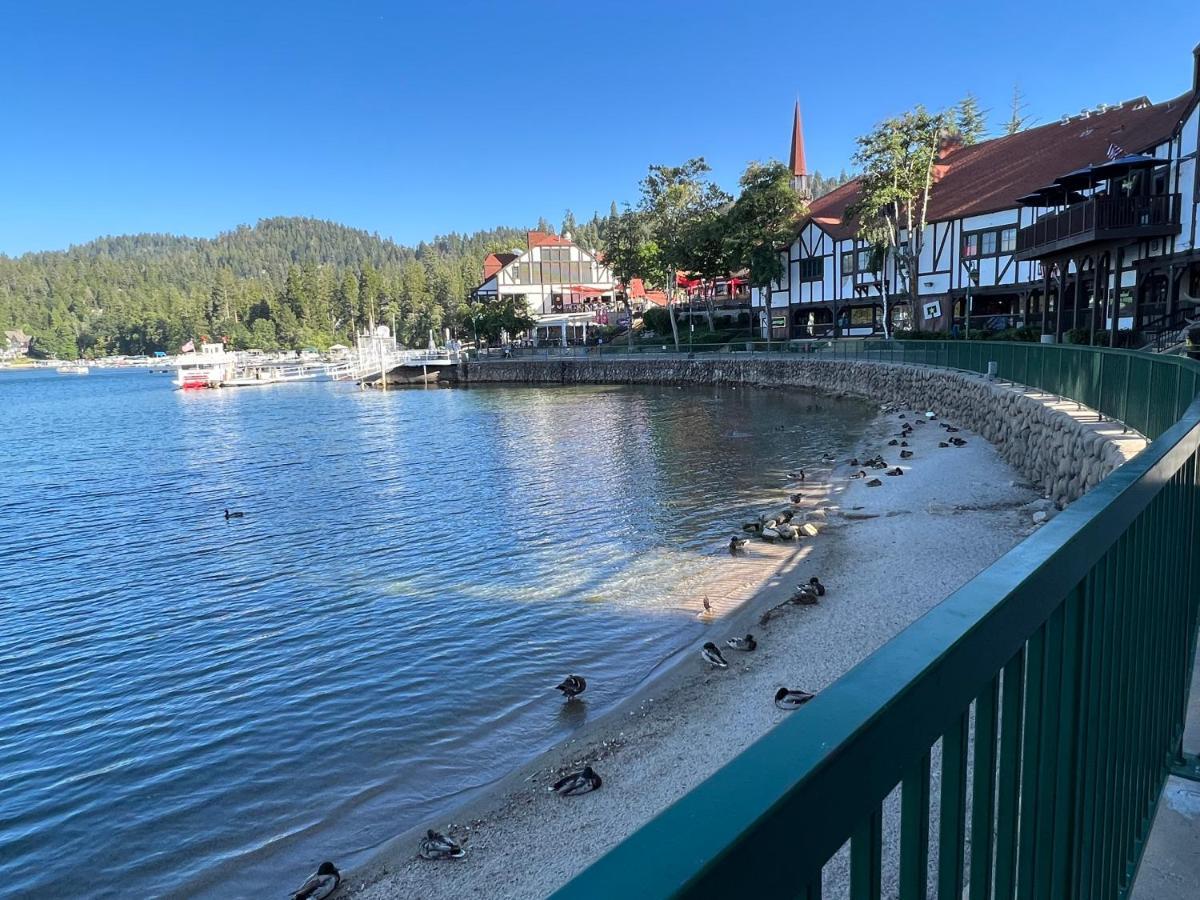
left=551, top=341, right=1200, bottom=899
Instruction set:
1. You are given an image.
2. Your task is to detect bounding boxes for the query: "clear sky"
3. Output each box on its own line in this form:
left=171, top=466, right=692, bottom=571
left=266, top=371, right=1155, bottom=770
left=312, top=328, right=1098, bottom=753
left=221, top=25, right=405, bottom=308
left=3, top=0, right=1198, bottom=256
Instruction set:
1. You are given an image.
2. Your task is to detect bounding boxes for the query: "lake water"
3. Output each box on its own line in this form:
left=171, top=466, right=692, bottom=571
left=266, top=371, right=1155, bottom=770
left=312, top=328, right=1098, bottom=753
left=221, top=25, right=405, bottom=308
left=0, top=369, right=873, bottom=898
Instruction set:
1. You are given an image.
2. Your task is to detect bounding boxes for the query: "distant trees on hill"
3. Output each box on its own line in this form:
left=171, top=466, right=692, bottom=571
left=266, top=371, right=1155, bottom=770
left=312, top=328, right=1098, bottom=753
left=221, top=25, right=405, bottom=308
left=0, top=217, right=532, bottom=358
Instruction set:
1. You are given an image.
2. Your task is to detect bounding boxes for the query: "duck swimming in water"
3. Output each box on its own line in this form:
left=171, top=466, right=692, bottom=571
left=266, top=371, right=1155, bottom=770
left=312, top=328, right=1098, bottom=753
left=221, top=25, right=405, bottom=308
left=821, top=452, right=836, bottom=462
left=850, top=470, right=868, bottom=479
left=950, top=437, right=967, bottom=447
left=887, top=439, right=899, bottom=446
left=419, top=829, right=466, bottom=860
left=886, top=467, right=904, bottom=476
left=701, top=641, right=729, bottom=668
left=553, top=765, right=602, bottom=796
left=556, top=674, right=587, bottom=700
left=808, top=576, right=826, bottom=597
left=789, top=492, right=804, bottom=504
left=900, top=450, right=913, bottom=459
left=290, top=862, right=340, bottom=900
left=866, top=477, right=883, bottom=487
left=774, top=687, right=816, bottom=709
left=726, top=634, right=757, bottom=652
left=788, top=470, right=805, bottom=481
left=702, top=596, right=712, bottom=613
left=742, top=521, right=763, bottom=535
left=224, top=509, right=244, bottom=520
left=939, top=441, right=950, bottom=448
left=729, top=536, right=749, bottom=554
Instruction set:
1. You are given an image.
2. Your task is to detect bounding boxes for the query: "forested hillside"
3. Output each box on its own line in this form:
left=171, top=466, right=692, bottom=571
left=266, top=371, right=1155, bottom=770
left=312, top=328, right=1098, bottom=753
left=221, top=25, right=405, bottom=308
left=0, top=217, right=548, bottom=358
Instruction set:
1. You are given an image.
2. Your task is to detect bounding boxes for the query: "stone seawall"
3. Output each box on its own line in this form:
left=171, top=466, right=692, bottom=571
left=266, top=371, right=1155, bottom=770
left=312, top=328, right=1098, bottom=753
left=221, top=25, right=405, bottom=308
left=464, top=357, right=1146, bottom=507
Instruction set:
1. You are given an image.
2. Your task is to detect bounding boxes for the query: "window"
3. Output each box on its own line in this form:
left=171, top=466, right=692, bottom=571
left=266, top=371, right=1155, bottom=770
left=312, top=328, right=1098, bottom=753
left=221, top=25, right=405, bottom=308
left=982, top=231, right=998, bottom=255
left=841, top=251, right=854, bottom=273
left=797, top=257, right=824, bottom=282
left=963, top=233, right=980, bottom=258
left=1000, top=227, right=1016, bottom=253
left=857, top=249, right=873, bottom=271
left=850, top=307, right=875, bottom=326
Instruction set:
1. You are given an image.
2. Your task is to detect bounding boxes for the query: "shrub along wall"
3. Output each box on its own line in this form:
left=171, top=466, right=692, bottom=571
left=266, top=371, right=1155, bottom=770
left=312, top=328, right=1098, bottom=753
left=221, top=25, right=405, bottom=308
left=464, top=357, right=1145, bottom=508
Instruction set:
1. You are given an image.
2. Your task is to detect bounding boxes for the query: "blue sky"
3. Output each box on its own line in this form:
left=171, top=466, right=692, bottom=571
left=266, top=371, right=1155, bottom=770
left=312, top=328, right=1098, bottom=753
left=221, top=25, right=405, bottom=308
left=2, top=0, right=1198, bottom=256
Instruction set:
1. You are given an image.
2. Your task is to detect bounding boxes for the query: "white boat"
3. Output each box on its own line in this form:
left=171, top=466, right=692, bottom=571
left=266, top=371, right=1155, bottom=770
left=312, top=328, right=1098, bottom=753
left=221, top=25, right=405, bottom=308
left=56, top=364, right=89, bottom=375
left=174, top=342, right=233, bottom=389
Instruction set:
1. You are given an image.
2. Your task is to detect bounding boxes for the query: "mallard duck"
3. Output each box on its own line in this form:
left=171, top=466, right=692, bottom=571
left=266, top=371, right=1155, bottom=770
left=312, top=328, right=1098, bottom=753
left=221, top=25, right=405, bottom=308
left=556, top=674, right=586, bottom=700
left=788, top=470, right=805, bottom=482
left=807, top=576, right=826, bottom=596
left=900, top=440, right=909, bottom=447
left=950, top=437, right=967, bottom=447
left=886, top=467, right=904, bottom=476
left=726, top=634, right=757, bottom=652
left=821, top=452, right=836, bottom=462
left=887, top=439, right=898, bottom=446
left=946, top=426, right=960, bottom=433
left=774, top=687, right=816, bottom=709
left=729, top=536, right=749, bottom=554
left=866, top=478, right=883, bottom=487
left=702, top=596, right=712, bottom=613
left=290, top=862, right=340, bottom=899
left=900, top=450, right=913, bottom=459
left=898, top=413, right=906, bottom=419
left=790, top=584, right=819, bottom=605
left=938, top=441, right=950, bottom=448
left=847, top=457, right=860, bottom=467
left=224, top=509, right=244, bottom=519
left=775, top=510, right=794, bottom=524
left=789, top=492, right=804, bottom=504
left=419, top=829, right=466, bottom=860
left=553, top=766, right=602, bottom=796
left=850, top=470, right=867, bottom=480
left=742, top=521, right=763, bottom=535
left=701, top=641, right=728, bottom=668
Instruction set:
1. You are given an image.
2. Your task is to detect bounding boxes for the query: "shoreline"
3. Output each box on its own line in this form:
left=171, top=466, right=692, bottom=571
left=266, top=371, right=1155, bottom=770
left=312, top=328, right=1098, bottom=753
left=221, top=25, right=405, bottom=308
left=334, top=407, right=1043, bottom=899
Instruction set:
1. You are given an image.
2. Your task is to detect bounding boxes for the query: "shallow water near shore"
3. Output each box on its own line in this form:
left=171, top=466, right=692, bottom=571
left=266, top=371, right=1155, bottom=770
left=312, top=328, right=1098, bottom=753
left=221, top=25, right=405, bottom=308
left=0, top=369, right=873, bottom=898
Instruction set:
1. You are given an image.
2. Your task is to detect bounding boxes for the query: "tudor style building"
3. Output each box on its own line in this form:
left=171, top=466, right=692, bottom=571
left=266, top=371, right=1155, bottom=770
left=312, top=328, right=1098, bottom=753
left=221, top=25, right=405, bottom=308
left=472, top=230, right=620, bottom=344
left=753, top=44, right=1200, bottom=343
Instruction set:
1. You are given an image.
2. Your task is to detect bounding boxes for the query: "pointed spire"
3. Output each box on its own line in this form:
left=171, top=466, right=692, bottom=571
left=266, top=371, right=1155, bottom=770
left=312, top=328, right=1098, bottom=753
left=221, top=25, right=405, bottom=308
left=789, top=100, right=811, bottom=201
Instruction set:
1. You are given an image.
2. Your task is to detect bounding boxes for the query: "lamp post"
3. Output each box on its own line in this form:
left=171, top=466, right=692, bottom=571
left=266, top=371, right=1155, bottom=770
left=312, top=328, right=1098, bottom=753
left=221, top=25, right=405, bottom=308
left=961, top=259, right=979, bottom=339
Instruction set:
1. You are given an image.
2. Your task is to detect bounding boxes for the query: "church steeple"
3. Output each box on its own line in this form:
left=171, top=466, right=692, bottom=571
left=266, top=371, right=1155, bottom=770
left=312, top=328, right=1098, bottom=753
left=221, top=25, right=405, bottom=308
left=789, top=100, right=811, bottom=201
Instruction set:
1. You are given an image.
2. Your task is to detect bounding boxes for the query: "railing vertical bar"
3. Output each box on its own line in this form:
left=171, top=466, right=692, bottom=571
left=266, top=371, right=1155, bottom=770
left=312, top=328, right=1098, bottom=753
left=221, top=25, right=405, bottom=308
left=1114, top=513, right=1142, bottom=893
left=1050, top=583, right=1084, bottom=896
left=1100, top=517, right=1133, bottom=898
left=1077, top=558, right=1110, bottom=897
left=1015, top=627, right=1046, bottom=897
left=938, top=712, right=970, bottom=899
left=899, top=752, right=931, bottom=900
left=968, top=675, right=1000, bottom=900
left=1032, top=603, right=1065, bottom=897
left=994, top=650, right=1026, bottom=900
left=850, top=806, right=883, bottom=900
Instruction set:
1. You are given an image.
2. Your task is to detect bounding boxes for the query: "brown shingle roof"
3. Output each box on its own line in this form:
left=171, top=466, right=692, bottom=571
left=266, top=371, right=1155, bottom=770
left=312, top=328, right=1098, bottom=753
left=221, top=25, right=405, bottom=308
left=799, top=90, right=1194, bottom=243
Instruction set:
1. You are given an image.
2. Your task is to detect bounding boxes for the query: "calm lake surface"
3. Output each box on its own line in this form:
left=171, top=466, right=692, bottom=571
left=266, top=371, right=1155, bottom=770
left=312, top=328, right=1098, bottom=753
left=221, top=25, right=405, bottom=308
left=0, top=369, right=873, bottom=898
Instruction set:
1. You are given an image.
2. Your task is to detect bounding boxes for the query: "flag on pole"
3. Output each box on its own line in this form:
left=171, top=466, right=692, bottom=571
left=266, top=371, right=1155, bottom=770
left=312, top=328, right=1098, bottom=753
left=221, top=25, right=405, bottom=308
left=1105, top=143, right=1124, bottom=160
left=180, top=340, right=195, bottom=353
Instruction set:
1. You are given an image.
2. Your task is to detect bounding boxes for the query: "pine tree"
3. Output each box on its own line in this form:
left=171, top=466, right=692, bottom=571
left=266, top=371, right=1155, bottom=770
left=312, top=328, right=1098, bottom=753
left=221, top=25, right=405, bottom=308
left=955, top=93, right=988, bottom=144
left=1005, top=84, right=1034, bottom=135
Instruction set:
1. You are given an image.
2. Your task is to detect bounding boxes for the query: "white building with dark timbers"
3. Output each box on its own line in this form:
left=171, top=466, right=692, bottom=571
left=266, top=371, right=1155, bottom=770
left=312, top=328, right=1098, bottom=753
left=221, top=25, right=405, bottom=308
left=754, top=43, right=1200, bottom=346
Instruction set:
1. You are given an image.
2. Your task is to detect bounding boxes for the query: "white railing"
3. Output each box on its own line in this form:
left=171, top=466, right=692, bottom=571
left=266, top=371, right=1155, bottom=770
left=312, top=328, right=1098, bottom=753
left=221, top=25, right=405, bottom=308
left=327, top=348, right=462, bottom=382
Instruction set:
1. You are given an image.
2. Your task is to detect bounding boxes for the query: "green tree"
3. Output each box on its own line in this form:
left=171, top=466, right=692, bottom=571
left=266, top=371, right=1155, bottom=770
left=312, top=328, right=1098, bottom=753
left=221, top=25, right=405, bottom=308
left=601, top=207, right=664, bottom=348
left=845, top=106, right=951, bottom=335
left=955, top=93, right=988, bottom=145
left=725, top=160, right=805, bottom=345
left=637, top=158, right=731, bottom=349
left=1005, top=84, right=1034, bottom=135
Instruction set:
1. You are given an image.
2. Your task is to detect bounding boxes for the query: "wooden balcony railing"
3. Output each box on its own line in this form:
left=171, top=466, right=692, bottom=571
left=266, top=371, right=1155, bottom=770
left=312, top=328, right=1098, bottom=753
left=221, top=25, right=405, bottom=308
left=1015, top=193, right=1181, bottom=259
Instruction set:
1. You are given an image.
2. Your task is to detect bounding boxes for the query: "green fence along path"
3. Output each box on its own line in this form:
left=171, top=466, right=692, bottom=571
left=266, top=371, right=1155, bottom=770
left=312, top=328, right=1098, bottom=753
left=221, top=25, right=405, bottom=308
left=551, top=341, right=1200, bottom=900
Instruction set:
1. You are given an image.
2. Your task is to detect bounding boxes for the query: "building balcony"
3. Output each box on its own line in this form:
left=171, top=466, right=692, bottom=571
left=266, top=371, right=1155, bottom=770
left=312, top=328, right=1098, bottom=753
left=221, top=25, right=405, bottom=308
left=1014, top=193, right=1181, bottom=260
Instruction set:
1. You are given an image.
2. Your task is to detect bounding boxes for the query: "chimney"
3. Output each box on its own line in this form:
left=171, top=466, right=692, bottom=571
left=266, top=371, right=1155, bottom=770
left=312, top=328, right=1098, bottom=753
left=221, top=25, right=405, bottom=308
left=483, top=253, right=504, bottom=280
left=789, top=101, right=812, bottom=201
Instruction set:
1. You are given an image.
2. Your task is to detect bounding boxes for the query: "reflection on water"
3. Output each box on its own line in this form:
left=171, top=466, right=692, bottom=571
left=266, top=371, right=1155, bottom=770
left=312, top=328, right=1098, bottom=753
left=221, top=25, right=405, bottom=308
left=0, top=370, right=872, bottom=898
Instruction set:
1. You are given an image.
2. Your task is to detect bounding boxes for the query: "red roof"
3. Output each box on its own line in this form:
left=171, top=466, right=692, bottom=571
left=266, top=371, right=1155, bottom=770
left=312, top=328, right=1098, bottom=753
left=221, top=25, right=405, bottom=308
left=789, top=101, right=807, bottom=178
left=527, top=230, right=572, bottom=249
left=799, top=91, right=1193, bottom=242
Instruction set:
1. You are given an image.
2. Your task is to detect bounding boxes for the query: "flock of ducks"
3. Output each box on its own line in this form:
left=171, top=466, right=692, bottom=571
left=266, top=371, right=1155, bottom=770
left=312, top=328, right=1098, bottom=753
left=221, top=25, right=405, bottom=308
left=285, top=411, right=972, bottom=895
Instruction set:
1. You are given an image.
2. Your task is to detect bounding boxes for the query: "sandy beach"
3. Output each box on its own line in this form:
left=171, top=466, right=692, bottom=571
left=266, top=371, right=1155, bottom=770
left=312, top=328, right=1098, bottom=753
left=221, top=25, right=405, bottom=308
left=335, top=406, right=1042, bottom=899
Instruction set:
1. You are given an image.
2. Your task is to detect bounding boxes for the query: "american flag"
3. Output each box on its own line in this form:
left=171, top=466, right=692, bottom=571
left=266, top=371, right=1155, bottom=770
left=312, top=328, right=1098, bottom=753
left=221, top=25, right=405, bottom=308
left=1105, top=142, right=1125, bottom=160
left=180, top=339, right=195, bottom=353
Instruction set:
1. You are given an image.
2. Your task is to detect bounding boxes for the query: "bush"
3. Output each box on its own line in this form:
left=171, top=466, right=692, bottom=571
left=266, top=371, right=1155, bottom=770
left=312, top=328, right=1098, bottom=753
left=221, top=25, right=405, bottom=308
left=990, top=325, right=1041, bottom=342
left=893, top=329, right=949, bottom=340
left=736, top=312, right=750, bottom=326
left=641, top=306, right=671, bottom=334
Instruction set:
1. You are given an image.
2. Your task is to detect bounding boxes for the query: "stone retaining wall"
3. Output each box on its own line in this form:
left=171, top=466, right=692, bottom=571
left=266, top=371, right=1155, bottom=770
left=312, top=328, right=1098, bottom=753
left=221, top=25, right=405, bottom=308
left=464, top=357, right=1146, bottom=507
